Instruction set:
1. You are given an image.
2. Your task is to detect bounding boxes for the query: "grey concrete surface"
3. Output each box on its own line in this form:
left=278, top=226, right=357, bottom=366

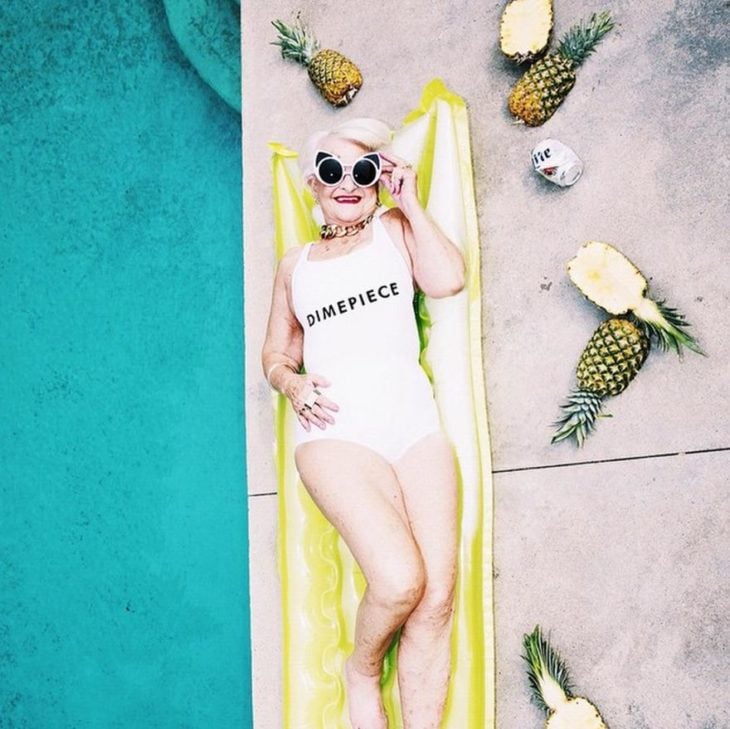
left=243, top=0, right=729, bottom=726
left=495, top=451, right=730, bottom=728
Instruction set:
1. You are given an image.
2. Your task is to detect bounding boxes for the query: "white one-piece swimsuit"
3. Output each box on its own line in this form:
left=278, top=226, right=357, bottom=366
left=290, top=214, right=442, bottom=463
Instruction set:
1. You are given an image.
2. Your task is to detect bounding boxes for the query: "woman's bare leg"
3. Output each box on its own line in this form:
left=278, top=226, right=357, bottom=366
left=392, top=432, right=458, bottom=729
left=295, top=440, right=425, bottom=729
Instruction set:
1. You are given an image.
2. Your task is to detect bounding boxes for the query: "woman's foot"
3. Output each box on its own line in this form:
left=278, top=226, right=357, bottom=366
left=344, top=658, right=388, bottom=729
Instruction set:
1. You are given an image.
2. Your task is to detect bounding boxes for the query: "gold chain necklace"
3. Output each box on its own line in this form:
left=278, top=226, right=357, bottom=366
left=320, top=208, right=378, bottom=240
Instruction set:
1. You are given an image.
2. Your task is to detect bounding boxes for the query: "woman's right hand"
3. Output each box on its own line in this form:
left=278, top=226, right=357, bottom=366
left=282, top=372, right=339, bottom=432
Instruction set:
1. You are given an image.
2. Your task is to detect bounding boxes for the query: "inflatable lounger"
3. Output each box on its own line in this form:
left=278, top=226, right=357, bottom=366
left=270, top=79, right=494, bottom=729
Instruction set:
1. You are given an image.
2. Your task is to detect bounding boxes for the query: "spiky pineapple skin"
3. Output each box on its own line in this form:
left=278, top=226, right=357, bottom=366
left=577, top=318, right=649, bottom=397
left=308, top=49, right=362, bottom=106
left=508, top=53, right=576, bottom=125
left=508, top=11, right=613, bottom=125
left=546, top=697, right=609, bottom=729
left=500, top=0, right=554, bottom=63
left=271, top=19, right=362, bottom=107
left=553, top=318, right=649, bottom=445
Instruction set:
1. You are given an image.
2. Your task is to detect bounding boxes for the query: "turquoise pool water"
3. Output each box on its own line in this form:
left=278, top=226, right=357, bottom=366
left=1, top=1, right=251, bottom=726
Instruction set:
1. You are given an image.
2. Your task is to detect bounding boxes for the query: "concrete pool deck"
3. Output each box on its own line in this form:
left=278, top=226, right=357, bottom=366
left=242, top=1, right=729, bottom=726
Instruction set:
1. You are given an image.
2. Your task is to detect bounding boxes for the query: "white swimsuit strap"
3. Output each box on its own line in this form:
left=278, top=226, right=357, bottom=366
left=374, top=212, right=414, bottom=277
left=294, top=242, right=314, bottom=270
left=373, top=212, right=396, bottom=254
left=290, top=242, right=313, bottom=305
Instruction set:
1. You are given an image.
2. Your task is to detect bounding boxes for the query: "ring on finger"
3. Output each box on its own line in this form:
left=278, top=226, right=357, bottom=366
left=303, top=390, right=319, bottom=408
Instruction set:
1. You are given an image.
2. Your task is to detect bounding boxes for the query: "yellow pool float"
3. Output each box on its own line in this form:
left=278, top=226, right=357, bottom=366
left=270, top=79, right=494, bottom=729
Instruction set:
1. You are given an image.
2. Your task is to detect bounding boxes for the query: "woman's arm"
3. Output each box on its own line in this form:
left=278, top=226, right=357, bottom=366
left=261, top=247, right=304, bottom=392
left=261, top=247, right=338, bottom=431
left=379, top=153, right=465, bottom=298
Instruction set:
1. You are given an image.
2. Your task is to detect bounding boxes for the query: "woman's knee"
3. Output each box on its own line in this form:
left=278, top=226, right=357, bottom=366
left=369, top=556, right=426, bottom=614
left=410, top=580, right=456, bottom=627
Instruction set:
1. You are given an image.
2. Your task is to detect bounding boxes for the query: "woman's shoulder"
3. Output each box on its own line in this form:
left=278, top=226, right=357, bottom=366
left=379, top=206, right=406, bottom=225
left=379, top=207, right=407, bottom=239
left=273, top=245, right=309, bottom=292
left=278, top=245, right=308, bottom=273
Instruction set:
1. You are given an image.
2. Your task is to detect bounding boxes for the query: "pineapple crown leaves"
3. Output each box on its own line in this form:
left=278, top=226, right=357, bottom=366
left=630, top=301, right=705, bottom=357
left=271, top=18, right=319, bottom=66
left=558, top=10, right=615, bottom=66
left=551, top=390, right=605, bottom=447
left=523, top=626, right=573, bottom=714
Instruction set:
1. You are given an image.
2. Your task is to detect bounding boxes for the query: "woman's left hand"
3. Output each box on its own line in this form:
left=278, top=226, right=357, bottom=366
left=379, top=152, right=419, bottom=212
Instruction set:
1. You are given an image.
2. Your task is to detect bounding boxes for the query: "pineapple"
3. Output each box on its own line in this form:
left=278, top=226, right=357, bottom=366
left=523, top=626, right=609, bottom=729
left=568, top=241, right=703, bottom=356
left=508, top=11, right=614, bottom=125
left=271, top=19, right=362, bottom=107
left=552, top=318, right=649, bottom=446
left=500, top=0, right=554, bottom=63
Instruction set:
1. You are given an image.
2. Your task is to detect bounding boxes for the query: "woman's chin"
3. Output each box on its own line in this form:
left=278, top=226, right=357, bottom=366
left=325, top=205, right=371, bottom=225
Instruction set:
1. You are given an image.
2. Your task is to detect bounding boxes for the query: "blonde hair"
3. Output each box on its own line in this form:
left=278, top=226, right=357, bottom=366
left=300, top=118, right=392, bottom=180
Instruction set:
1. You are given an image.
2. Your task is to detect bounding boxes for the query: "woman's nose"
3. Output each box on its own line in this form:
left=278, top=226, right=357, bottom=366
left=338, top=172, right=357, bottom=189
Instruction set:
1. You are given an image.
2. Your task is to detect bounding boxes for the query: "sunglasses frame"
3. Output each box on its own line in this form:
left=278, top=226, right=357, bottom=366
left=313, top=150, right=382, bottom=188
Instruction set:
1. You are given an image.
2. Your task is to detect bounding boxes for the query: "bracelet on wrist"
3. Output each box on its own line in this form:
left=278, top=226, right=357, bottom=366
left=266, top=361, right=292, bottom=385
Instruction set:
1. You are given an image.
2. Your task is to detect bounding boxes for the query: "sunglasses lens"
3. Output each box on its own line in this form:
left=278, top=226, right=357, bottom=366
left=352, top=158, right=379, bottom=187
left=315, top=152, right=381, bottom=187
left=317, top=157, right=343, bottom=185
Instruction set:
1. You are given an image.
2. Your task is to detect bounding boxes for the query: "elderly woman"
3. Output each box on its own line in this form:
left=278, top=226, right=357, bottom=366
left=262, top=118, right=465, bottom=729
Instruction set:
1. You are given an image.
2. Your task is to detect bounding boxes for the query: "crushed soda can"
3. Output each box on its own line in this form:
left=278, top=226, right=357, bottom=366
left=531, top=139, right=583, bottom=187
